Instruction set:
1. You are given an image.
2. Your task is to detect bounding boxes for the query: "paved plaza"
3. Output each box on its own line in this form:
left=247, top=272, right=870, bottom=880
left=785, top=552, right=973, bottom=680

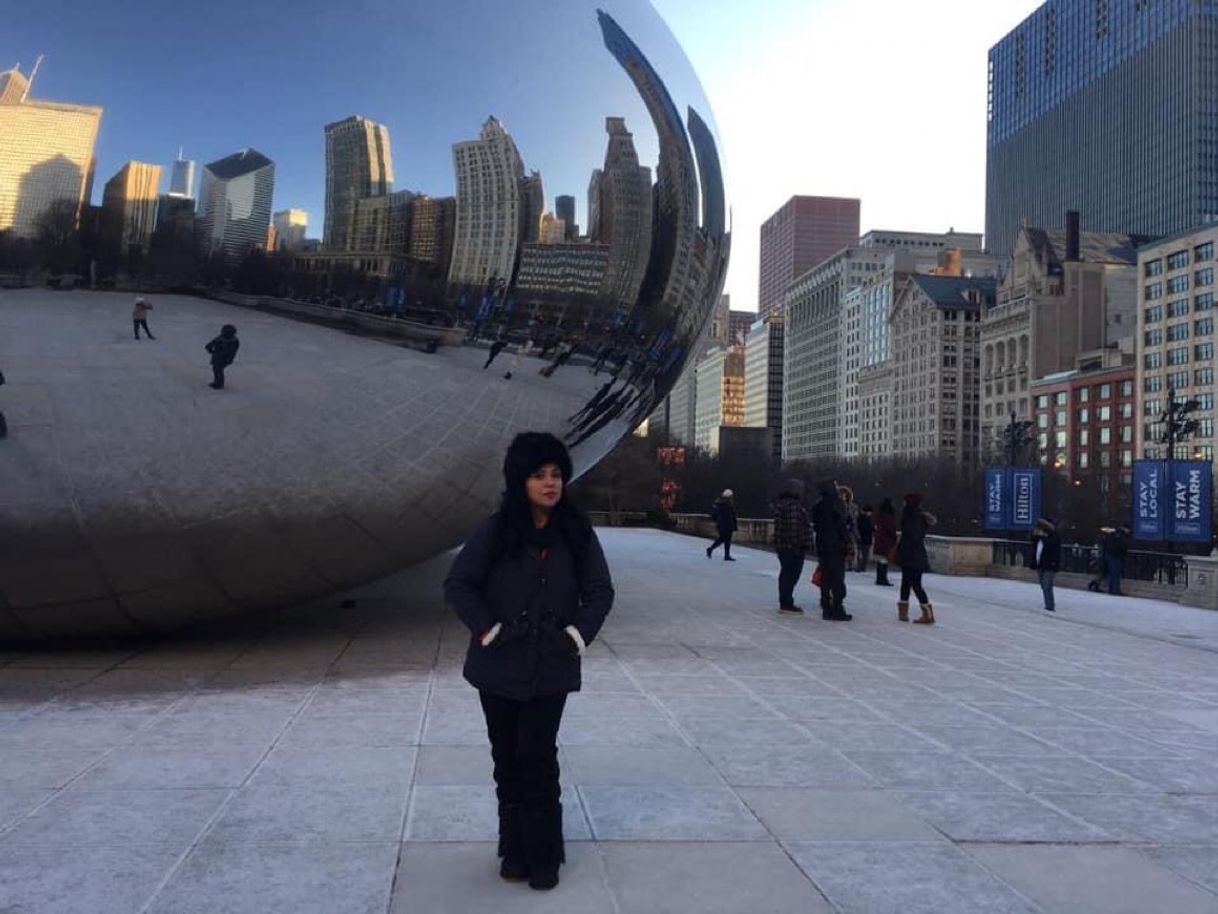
left=2, top=528, right=1218, bottom=913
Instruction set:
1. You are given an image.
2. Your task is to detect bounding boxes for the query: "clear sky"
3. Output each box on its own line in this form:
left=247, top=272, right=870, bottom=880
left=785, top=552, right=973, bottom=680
left=652, top=0, right=1040, bottom=312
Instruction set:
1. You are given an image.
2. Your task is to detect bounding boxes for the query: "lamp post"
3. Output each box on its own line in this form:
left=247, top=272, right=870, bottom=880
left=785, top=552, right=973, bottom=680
left=1159, top=387, right=1201, bottom=552
left=1003, top=411, right=1036, bottom=467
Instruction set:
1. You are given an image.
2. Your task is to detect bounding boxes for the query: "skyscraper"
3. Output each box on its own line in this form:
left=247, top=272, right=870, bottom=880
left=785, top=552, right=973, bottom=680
left=197, top=149, right=275, bottom=259
left=101, top=161, right=162, bottom=253
left=758, top=196, right=860, bottom=321
left=169, top=150, right=196, bottom=198
left=520, top=172, right=545, bottom=245
left=323, top=115, right=394, bottom=251
left=272, top=208, right=308, bottom=251
left=408, top=195, right=455, bottom=275
left=555, top=195, right=576, bottom=240
left=0, top=64, right=102, bottom=239
left=449, top=117, right=525, bottom=288
left=986, top=0, right=1218, bottom=260
left=595, top=117, right=653, bottom=310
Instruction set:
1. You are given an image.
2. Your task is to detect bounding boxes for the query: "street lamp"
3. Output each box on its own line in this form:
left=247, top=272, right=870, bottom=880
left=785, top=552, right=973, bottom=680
left=1002, top=411, right=1036, bottom=466
left=1160, top=388, right=1201, bottom=459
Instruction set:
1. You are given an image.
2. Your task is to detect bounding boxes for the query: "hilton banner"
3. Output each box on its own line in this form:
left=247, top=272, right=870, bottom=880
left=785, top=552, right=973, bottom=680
left=1133, top=460, right=1213, bottom=543
left=981, top=466, right=1042, bottom=531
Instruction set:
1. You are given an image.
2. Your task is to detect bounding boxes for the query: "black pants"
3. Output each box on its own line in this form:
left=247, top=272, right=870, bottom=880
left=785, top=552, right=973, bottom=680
left=134, top=318, right=153, bottom=339
left=900, top=568, right=929, bottom=603
left=777, top=549, right=805, bottom=608
left=211, top=364, right=226, bottom=388
left=483, top=343, right=506, bottom=369
left=708, top=532, right=733, bottom=558
left=819, top=552, right=847, bottom=609
left=480, top=691, right=567, bottom=867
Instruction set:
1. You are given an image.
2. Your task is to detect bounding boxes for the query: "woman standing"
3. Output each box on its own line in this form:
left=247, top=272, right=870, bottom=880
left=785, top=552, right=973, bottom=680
left=706, top=489, right=738, bottom=561
left=872, top=498, right=897, bottom=587
left=445, top=432, right=615, bottom=890
left=896, top=492, right=936, bottom=624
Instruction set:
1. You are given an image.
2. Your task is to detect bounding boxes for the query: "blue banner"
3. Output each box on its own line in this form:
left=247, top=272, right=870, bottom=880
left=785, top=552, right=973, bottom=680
left=983, top=468, right=1007, bottom=530
left=1133, top=460, right=1167, bottom=541
left=981, top=466, right=1042, bottom=530
left=1010, top=468, right=1040, bottom=530
left=1168, top=460, right=1212, bottom=543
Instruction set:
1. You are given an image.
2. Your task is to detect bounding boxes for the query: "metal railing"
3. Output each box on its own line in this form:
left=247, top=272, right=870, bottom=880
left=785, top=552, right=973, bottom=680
left=990, top=540, right=1189, bottom=587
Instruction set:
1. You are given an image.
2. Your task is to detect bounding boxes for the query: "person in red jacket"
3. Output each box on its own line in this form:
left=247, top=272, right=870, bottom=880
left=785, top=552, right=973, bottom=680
left=872, top=497, right=897, bottom=586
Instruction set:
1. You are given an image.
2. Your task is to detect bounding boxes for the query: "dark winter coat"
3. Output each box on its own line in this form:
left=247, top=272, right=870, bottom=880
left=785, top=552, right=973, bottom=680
left=873, top=511, right=897, bottom=557
left=856, top=513, right=874, bottom=546
left=811, top=482, right=850, bottom=557
left=1104, top=529, right=1130, bottom=561
left=1030, top=527, right=1062, bottom=572
left=896, top=508, right=935, bottom=571
left=206, top=335, right=240, bottom=367
left=712, top=498, right=738, bottom=536
left=445, top=516, right=614, bottom=702
left=774, top=484, right=811, bottom=553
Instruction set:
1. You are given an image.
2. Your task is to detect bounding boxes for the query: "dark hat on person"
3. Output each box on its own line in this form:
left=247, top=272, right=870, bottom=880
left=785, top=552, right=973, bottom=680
left=503, top=431, right=573, bottom=492
left=903, top=491, right=923, bottom=507
left=1036, top=516, right=1056, bottom=530
left=220, top=324, right=237, bottom=337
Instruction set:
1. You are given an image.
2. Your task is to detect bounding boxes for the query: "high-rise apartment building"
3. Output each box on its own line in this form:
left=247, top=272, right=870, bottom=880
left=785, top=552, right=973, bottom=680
left=100, top=161, right=162, bottom=254
left=449, top=117, right=525, bottom=288
left=595, top=117, right=653, bottom=310
left=408, top=195, right=455, bottom=274
left=759, top=196, right=860, bottom=320
left=323, top=115, right=394, bottom=252
left=890, top=275, right=995, bottom=467
left=981, top=218, right=1139, bottom=462
left=0, top=65, right=102, bottom=239
left=555, top=195, right=577, bottom=240
left=198, top=149, right=275, bottom=259
left=169, top=151, right=196, bottom=199
left=986, top=0, right=1218, bottom=260
left=744, top=315, right=784, bottom=461
left=349, top=190, right=413, bottom=254
left=1136, top=225, right=1218, bottom=465
left=272, top=208, right=308, bottom=251
left=520, top=172, right=545, bottom=245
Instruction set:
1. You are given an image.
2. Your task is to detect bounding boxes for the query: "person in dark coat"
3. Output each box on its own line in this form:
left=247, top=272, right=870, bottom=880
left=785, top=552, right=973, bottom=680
left=872, top=498, right=897, bottom=586
left=483, top=335, right=509, bottom=370
left=855, top=505, right=875, bottom=573
left=896, top=492, right=936, bottom=624
left=706, top=489, right=738, bottom=561
left=811, top=479, right=852, bottom=620
left=1103, top=525, right=1130, bottom=595
left=773, top=479, right=811, bottom=614
left=205, top=324, right=240, bottom=389
left=132, top=296, right=155, bottom=340
left=445, top=432, right=614, bottom=891
left=1030, top=516, right=1062, bottom=612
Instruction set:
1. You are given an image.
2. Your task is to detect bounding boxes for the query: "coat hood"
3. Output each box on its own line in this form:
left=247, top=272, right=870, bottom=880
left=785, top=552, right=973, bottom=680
left=816, top=479, right=838, bottom=499
left=779, top=479, right=805, bottom=499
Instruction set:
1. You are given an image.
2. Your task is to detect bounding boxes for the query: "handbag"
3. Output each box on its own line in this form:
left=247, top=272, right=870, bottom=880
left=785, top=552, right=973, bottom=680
left=811, top=565, right=823, bottom=587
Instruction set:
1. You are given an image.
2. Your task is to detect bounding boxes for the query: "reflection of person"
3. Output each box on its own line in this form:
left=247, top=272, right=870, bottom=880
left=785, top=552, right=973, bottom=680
left=1030, top=517, right=1061, bottom=612
left=706, top=489, right=737, bottom=561
left=774, top=479, right=811, bottom=614
left=0, top=369, right=7, bottom=439
left=483, top=337, right=508, bottom=370
left=133, top=296, right=155, bottom=340
left=205, top=324, right=240, bottom=389
left=856, top=505, right=874, bottom=572
left=445, top=433, right=614, bottom=892
left=872, top=498, right=897, bottom=586
left=812, top=480, right=851, bottom=620
left=896, top=492, right=936, bottom=624
left=1102, top=525, right=1130, bottom=595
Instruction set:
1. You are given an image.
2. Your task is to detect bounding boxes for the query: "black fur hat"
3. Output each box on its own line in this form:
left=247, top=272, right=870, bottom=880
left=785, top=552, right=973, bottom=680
left=502, top=431, right=573, bottom=493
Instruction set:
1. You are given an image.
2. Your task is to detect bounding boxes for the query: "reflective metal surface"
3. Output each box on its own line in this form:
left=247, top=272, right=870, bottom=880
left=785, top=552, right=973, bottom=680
left=0, top=0, right=729, bottom=638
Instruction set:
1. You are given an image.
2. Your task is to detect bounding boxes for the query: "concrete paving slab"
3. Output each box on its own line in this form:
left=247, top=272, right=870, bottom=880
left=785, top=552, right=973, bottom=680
left=406, top=785, right=592, bottom=841
left=250, top=745, right=416, bottom=790
left=579, top=784, right=768, bottom=840
left=207, top=782, right=409, bottom=845
left=0, top=845, right=184, bottom=914
left=1150, top=845, right=1218, bottom=895
left=738, top=787, right=946, bottom=842
left=893, top=790, right=1112, bottom=842
left=703, top=744, right=875, bottom=788
left=1042, top=792, right=1218, bottom=842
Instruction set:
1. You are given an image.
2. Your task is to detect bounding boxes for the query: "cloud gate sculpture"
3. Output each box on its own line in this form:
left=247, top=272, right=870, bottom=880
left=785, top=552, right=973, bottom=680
left=0, top=1, right=729, bottom=639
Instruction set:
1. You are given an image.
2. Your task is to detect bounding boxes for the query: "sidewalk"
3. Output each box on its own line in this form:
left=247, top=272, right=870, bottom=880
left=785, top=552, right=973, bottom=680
left=1, top=528, right=1217, bottom=913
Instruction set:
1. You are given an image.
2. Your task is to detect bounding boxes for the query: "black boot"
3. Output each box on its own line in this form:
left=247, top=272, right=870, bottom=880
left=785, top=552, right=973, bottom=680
left=827, top=601, right=853, bottom=621
left=524, top=801, right=564, bottom=891
left=497, top=803, right=528, bottom=881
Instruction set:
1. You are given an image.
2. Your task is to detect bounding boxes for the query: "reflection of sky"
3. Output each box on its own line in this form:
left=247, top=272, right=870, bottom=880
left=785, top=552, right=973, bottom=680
left=2, top=0, right=721, bottom=239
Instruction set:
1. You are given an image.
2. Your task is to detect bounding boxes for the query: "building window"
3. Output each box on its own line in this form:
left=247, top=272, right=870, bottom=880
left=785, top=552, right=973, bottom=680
left=1120, top=402, right=1134, bottom=419
left=1098, top=405, right=1112, bottom=421
left=1146, top=281, right=1164, bottom=300
left=1145, top=329, right=1163, bottom=346
left=1120, top=425, right=1134, bottom=444
left=1099, top=383, right=1112, bottom=399
left=1055, top=392, right=1068, bottom=406
left=1078, top=408, right=1090, bottom=423
left=1037, top=394, right=1049, bottom=409
left=1099, top=427, right=1112, bottom=445
left=1077, top=452, right=1089, bottom=469
left=1196, top=242, right=1215, bottom=262
left=1121, top=380, right=1133, bottom=397
left=1145, top=375, right=1164, bottom=392
left=1055, top=431, right=1067, bottom=449
left=1198, top=393, right=1214, bottom=410
left=1168, top=276, right=1190, bottom=295
left=1197, top=318, right=1215, bottom=337
left=1078, top=428, right=1090, bottom=446
left=1197, top=368, right=1215, bottom=386
left=1168, top=323, right=1190, bottom=342
left=1145, top=352, right=1163, bottom=370
left=1200, top=419, right=1215, bottom=439
left=1055, top=409, right=1067, bottom=426
left=1168, top=347, right=1190, bottom=366
left=1037, top=413, right=1049, bottom=429
left=1145, top=399, right=1162, bottom=417
left=1038, top=432, right=1049, bottom=449
left=1077, top=388, right=1090, bottom=403
left=1198, top=343, right=1215, bottom=361
left=1169, top=299, right=1190, bottom=318
left=1168, top=250, right=1191, bottom=271
left=1100, top=450, right=1112, bottom=468
left=1144, top=304, right=1164, bottom=323
left=1169, top=371, right=1190, bottom=389
left=1145, top=259, right=1164, bottom=277
left=1197, top=268, right=1215, bottom=288
left=1198, top=293, right=1214, bottom=312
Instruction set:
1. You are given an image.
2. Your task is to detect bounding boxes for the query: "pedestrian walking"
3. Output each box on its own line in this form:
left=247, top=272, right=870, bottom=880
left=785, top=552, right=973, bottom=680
left=811, top=479, right=852, bottom=620
left=895, top=491, right=936, bottom=624
left=444, top=432, right=614, bottom=891
left=483, top=336, right=509, bottom=370
left=1102, top=525, right=1130, bottom=595
left=774, top=479, right=811, bottom=614
left=1087, top=528, right=1112, bottom=592
left=204, top=324, right=240, bottom=389
left=1030, top=517, right=1062, bottom=612
left=856, top=504, right=875, bottom=572
left=872, top=498, right=897, bottom=586
left=706, top=489, right=738, bottom=561
left=133, top=296, right=155, bottom=340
